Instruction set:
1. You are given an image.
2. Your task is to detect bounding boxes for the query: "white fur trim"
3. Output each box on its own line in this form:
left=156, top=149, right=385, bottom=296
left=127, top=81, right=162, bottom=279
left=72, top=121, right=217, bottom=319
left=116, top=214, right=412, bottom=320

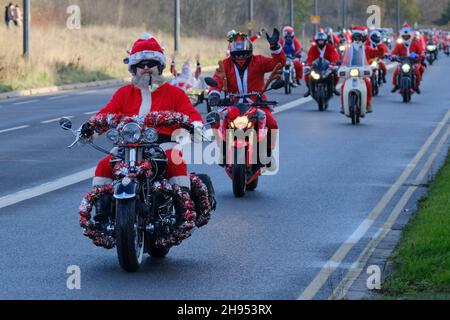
left=128, top=50, right=166, bottom=67
left=208, top=90, right=223, bottom=98
left=169, top=176, right=191, bottom=189
left=271, top=46, right=283, bottom=55
left=139, top=87, right=151, bottom=117
left=92, top=177, right=113, bottom=187
left=191, top=121, right=203, bottom=128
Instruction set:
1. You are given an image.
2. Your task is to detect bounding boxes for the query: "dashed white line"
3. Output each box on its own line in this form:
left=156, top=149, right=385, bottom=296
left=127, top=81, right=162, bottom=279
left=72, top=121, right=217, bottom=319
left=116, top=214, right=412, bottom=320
left=12, top=100, right=39, bottom=105
left=84, top=111, right=98, bottom=115
left=0, top=167, right=95, bottom=210
left=41, top=116, right=73, bottom=124
left=0, top=125, right=30, bottom=134
left=47, top=95, right=69, bottom=100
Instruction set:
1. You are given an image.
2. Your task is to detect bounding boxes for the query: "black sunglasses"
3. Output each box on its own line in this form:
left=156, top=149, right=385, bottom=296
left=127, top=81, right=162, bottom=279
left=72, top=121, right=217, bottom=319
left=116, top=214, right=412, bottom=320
left=135, top=60, right=160, bottom=69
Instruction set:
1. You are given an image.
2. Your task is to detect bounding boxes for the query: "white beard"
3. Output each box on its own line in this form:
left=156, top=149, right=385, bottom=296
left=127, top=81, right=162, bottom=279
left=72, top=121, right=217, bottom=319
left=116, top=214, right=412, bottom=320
left=132, top=72, right=165, bottom=90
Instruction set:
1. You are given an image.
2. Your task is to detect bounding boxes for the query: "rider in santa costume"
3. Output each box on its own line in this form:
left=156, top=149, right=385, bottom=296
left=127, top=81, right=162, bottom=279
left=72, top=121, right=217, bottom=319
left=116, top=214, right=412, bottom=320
left=80, top=33, right=203, bottom=221
left=391, top=24, right=424, bottom=94
left=208, top=29, right=286, bottom=133
left=303, top=31, right=341, bottom=98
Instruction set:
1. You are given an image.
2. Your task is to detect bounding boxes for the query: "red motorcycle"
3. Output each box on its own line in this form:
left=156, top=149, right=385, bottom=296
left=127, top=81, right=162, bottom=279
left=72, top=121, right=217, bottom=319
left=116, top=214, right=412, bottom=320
left=205, top=69, right=284, bottom=197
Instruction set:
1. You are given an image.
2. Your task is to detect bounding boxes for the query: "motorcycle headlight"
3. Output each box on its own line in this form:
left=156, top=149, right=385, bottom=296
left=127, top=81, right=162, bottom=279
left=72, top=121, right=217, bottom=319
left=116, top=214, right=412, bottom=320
left=143, top=128, right=159, bottom=143
left=397, top=38, right=404, bottom=44
left=106, top=129, right=120, bottom=144
left=401, top=64, right=411, bottom=73
left=121, top=123, right=142, bottom=144
left=232, top=116, right=250, bottom=130
left=311, top=71, right=321, bottom=80
left=349, top=68, right=360, bottom=77
left=371, top=61, right=379, bottom=68
left=427, top=45, right=436, bottom=51
left=339, top=45, right=346, bottom=52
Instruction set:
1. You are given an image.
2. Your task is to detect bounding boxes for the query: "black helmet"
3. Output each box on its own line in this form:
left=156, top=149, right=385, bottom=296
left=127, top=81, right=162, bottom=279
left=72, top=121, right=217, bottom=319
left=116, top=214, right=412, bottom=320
left=229, top=33, right=253, bottom=62
left=315, top=32, right=328, bottom=49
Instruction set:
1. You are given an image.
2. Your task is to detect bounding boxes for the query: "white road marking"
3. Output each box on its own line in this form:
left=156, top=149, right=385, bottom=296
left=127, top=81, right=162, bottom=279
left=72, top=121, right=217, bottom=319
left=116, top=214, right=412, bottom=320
left=0, top=167, right=95, bottom=210
left=12, top=99, right=39, bottom=105
left=330, top=124, right=450, bottom=300
left=0, top=125, right=30, bottom=134
left=47, top=95, right=69, bottom=100
left=298, top=108, right=450, bottom=300
left=41, top=116, right=73, bottom=124
left=84, top=111, right=97, bottom=115
left=274, top=97, right=313, bottom=114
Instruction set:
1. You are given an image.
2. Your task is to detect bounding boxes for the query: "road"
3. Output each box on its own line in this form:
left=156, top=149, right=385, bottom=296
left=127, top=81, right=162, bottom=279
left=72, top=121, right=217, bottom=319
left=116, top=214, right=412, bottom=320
left=0, top=57, right=449, bottom=300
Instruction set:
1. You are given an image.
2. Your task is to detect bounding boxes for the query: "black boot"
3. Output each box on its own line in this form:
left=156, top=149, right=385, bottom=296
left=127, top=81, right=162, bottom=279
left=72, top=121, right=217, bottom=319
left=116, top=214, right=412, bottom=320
left=304, top=89, right=311, bottom=97
left=333, top=87, right=341, bottom=96
left=94, top=194, right=112, bottom=224
left=391, top=86, right=399, bottom=93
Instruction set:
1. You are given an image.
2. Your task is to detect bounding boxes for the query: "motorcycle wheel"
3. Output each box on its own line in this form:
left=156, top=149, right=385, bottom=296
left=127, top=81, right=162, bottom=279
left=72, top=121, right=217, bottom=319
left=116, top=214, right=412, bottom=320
left=232, top=164, right=246, bottom=198
left=247, top=177, right=258, bottom=191
left=349, top=95, right=359, bottom=126
left=402, top=90, right=411, bottom=103
left=284, top=73, right=291, bottom=95
left=115, top=199, right=145, bottom=272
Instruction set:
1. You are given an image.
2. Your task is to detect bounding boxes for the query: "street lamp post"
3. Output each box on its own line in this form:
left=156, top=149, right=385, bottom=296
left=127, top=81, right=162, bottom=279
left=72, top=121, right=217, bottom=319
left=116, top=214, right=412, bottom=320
left=289, top=0, right=294, bottom=28
left=174, top=0, right=180, bottom=53
left=248, top=0, right=253, bottom=36
left=23, top=0, right=30, bottom=60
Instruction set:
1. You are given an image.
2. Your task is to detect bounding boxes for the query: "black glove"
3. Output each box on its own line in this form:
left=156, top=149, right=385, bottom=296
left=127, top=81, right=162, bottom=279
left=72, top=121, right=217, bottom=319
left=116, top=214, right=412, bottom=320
left=80, top=121, right=95, bottom=139
left=208, top=93, right=221, bottom=107
left=266, top=28, right=281, bottom=51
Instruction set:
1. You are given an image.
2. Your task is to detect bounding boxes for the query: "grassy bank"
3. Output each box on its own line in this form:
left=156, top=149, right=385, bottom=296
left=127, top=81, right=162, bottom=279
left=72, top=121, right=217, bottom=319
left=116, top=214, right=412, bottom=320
left=382, top=151, right=450, bottom=299
left=1, top=25, right=259, bottom=93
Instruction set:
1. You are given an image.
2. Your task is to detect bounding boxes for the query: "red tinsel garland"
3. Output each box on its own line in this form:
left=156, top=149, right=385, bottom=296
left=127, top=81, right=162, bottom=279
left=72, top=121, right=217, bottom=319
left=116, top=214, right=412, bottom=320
left=87, top=111, right=192, bottom=135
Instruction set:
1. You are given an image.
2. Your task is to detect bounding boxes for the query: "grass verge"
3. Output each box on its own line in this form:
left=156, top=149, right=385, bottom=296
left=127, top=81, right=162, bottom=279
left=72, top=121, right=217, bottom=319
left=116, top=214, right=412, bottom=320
left=381, top=151, right=450, bottom=299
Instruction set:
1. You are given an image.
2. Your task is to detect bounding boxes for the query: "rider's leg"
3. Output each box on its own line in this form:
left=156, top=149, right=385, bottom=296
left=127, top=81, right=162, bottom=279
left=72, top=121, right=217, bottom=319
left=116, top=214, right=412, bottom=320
left=391, top=67, right=400, bottom=92
left=294, top=60, right=303, bottom=84
left=92, top=155, right=115, bottom=223
left=365, top=78, right=373, bottom=112
left=380, top=61, right=387, bottom=83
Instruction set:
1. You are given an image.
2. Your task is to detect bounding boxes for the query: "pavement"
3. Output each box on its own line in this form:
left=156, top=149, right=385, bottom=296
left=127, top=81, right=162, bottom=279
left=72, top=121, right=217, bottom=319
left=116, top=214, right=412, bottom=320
left=0, top=57, right=449, bottom=300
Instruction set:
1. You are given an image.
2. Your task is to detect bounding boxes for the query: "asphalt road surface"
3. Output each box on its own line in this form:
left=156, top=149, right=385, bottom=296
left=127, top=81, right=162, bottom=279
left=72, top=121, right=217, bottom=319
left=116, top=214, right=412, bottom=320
left=0, top=57, right=449, bottom=300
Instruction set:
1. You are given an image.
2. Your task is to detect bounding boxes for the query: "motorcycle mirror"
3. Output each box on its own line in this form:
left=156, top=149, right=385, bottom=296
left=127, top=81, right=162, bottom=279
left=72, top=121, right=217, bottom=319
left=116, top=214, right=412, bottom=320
left=204, top=77, right=219, bottom=88
left=59, top=117, right=73, bottom=131
left=205, top=111, right=221, bottom=125
left=270, top=79, right=285, bottom=90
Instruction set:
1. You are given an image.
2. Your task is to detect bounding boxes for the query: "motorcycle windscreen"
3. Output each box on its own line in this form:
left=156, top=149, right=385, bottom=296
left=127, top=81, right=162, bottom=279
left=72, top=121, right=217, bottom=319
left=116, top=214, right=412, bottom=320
left=341, top=47, right=368, bottom=67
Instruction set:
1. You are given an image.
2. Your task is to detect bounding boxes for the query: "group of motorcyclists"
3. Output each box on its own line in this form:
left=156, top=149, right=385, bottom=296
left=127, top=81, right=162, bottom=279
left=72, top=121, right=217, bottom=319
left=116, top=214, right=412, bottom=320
left=67, top=20, right=449, bottom=270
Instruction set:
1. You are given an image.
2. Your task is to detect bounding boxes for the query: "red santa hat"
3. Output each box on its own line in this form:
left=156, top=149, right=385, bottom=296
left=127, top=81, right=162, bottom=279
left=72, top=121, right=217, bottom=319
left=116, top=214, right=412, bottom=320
left=125, top=33, right=166, bottom=70
left=351, top=25, right=368, bottom=36
left=402, top=22, right=410, bottom=29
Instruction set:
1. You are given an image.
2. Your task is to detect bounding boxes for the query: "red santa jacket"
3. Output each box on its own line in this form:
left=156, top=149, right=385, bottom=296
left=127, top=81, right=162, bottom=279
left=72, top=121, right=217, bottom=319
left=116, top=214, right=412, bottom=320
left=97, top=83, right=203, bottom=136
left=209, top=50, right=286, bottom=102
left=279, top=37, right=302, bottom=56
left=306, top=43, right=340, bottom=65
left=391, top=41, right=423, bottom=57
left=364, top=42, right=388, bottom=62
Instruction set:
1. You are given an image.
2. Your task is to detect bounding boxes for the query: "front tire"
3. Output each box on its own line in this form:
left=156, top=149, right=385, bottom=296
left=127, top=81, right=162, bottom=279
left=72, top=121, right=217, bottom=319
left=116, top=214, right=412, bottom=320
left=232, top=164, right=246, bottom=198
left=115, top=199, right=145, bottom=272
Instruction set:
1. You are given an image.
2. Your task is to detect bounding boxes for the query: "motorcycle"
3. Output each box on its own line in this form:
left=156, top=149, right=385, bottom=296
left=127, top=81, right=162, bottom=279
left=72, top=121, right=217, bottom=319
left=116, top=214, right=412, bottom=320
left=338, top=65, right=372, bottom=125
left=369, top=57, right=383, bottom=97
left=60, top=112, right=216, bottom=272
left=304, top=57, right=337, bottom=111
left=283, top=56, right=298, bottom=95
left=444, top=43, right=450, bottom=56
left=391, top=55, right=420, bottom=103
left=426, top=41, right=438, bottom=65
left=204, top=68, right=284, bottom=197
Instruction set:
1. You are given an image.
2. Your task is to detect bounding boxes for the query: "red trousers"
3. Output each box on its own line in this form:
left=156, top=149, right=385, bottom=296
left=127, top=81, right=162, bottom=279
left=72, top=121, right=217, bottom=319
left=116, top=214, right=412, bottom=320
left=294, top=60, right=303, bottom=81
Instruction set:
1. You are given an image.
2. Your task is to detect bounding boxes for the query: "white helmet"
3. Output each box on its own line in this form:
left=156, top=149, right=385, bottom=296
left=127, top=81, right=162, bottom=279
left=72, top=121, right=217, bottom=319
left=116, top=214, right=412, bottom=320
left=400, top=27, right=413, bottom=46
